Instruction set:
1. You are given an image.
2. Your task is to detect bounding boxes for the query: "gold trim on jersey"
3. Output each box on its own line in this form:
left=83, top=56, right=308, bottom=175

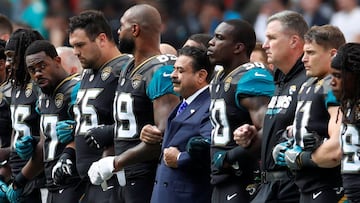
left=130, top=55, right=159, bottom=77
left=53, top=73, right=79, bottom=94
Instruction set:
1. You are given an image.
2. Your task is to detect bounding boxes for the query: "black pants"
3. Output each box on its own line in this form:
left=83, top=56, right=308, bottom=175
left=251, top=179, right=300, bottom=203
left=80, top=176, right=119, bottom=203
left=212, top=180, right=250, bottom=203
left=47, top=181, right=86, bottom=203
left=300, top=187, right=344, bottom=203
left=112, top=174, right=155, bottom=203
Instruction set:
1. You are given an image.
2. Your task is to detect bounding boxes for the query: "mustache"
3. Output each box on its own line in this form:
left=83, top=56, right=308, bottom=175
left=171, top=79, right=180, bottom=84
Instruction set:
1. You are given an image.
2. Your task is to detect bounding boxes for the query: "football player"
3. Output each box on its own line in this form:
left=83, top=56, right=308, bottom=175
left=273, top=25, right=345, bottom=203
left=18, top=40, right=83, bottom=202
left=331, top=43, right=360, bottom=203
left=68, top=10, right=132, bottom=203
left=207, top=19, right=274, bottom=203
left=4, top=29, right=44, bottom=203
left=87, top=4, right=179, bottom=203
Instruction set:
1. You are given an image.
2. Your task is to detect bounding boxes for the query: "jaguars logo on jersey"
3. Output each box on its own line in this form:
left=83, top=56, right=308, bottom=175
left=101, top=66, right=112, bottom=81
left=131, top=74, right=142, bottom=89
left=55, top=93, right=64, bottom=108
left=25, top=83, right=33, bottom=98
left=224, top=77, right=232, bottom=92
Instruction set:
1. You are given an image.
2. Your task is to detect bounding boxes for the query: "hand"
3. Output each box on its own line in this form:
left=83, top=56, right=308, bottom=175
left=212, top=150, right=227, bottom=170
left=140, top=125, right=163, bottom=144
left=284, top=145, right=303, bottom=170
left=56, top=120, right=76, bottom=144
left=84, top=125, right=114, bottom=149
left=88, top=156, right=115, bottom=185
left=52, top=148, right=76, bottom=185
left=272, top=139, right=293, bottom=166
left=6, top=183, right=22, bottom=203
left=163, top=147, right=180, bottom=168
left=6, top=172, right=27, bottom=203
left=186, top=136, right=211, bottom=159
left=233, top=124, right=257, bottom=148
left=303, top=131, right=322, bottom=152
left=15, top=135, right=36, bottom=160
left=0, top=180, right=8, bottom=202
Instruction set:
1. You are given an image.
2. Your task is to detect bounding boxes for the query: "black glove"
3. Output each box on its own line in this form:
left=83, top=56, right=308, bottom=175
left=186, top=136, right=210, bottom=159
left=84, top=124, right=114, bottom=149
left=303, top=131, right=323, bottom=152
left=52, top=148, right=76, bottom=185
left=7, top=172, right=28, bottom=203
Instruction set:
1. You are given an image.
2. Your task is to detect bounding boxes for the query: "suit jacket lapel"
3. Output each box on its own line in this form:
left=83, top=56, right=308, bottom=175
left=163, top=88, right=210, bottom=147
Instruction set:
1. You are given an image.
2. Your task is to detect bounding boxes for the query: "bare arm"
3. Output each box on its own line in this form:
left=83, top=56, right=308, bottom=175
left=311, top=106, right=342, bottom=168
left=113, top=94, right=179, bottom=171
left=233, top=96, right=270, bottom=155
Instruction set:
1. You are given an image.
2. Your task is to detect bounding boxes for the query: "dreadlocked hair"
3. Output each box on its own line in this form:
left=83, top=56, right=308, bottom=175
left=337, top=43, right=360, bottom=124
left=6, top=29, right=44, bottom=87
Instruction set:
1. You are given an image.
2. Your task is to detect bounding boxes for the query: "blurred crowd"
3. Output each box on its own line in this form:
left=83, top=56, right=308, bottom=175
left=1, top=0, right=360, bottom=49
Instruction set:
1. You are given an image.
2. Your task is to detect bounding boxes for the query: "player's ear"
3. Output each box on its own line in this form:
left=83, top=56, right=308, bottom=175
left=132, top=24, right=140, bottom=37
left=234, top=42, right=244, bottom=54
left=330, top=48, right=337, bottom=58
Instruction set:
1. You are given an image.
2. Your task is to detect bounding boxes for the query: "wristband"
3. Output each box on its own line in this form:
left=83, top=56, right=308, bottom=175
left=62, top=147, right=75, bottom=157
left=14, top=172, right=28, bottom=188
left=299, top=151, right=317, bottom=168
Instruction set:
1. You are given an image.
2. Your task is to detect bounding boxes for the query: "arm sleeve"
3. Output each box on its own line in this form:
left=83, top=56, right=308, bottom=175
left=235, top=68, right=275, bottom=108
left=146, top=65, right=178, bottom=100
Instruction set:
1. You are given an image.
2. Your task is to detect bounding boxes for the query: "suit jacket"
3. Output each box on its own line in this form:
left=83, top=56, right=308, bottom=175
left=151, top=88, right=212, bottom=203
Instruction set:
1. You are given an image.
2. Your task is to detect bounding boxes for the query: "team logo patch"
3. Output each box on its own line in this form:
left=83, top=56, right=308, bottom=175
left=101, top=66, right=112, bottom=81
left=224, top=77, right=232, bottom=92
left=25, top=83, right=33, bottom=98
left=131, top=74, right=142, bottom=89
left=55, top=93, right=64, bottom=108
left=289, top=85, right=296, bottom=95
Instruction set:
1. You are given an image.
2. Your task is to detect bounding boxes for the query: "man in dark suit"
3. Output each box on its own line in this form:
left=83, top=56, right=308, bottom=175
left=141, top=46, right=213, bottom=203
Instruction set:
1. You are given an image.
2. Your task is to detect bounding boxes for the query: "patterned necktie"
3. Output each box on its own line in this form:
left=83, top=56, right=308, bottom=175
left=176, top=101, right=188, bottom=116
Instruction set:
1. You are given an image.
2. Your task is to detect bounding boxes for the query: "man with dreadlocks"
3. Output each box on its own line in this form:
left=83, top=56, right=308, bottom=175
left=4, top=28, right=44, bottom=203
left=330, top=43, right=360, bottom=203
left=0, top=39, right=12, bottom=202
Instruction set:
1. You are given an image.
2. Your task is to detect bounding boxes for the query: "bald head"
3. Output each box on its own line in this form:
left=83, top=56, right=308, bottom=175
left=123, top=4, right=162, bottom=34
left=56, top=46, right=83, bottom=75
left=160, top=43, right=177, bottom=55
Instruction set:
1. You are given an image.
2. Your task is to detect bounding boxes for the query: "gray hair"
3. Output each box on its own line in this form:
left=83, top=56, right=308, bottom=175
left=268, top=10, right=309, bottom=39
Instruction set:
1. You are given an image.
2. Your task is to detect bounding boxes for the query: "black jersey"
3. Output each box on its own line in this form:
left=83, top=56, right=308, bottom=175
left=10, top=82, right=41, bottom=177
left=74, top=54, right=131, bottom=178
left=38, top=74, right=81, bottom=190
left=261, top=58, right=307, bottom=172
left=293, top=75, right=342, bottom=192
left=114, top=54, right=177, bottom=179
left=339, top=99, right=360, bottom=194
left=0, top=81, right=12, bottom=148
left=209, top=62, right=274, bottom=184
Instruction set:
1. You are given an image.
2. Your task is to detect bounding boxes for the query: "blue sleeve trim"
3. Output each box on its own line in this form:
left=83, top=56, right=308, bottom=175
left=147, top=65, right=178, bottom=100
left=70, top=81, right=80, bottom=105
left=325, top=90, right=339, bottom=108
left=235, top=68, right=275, bottom=108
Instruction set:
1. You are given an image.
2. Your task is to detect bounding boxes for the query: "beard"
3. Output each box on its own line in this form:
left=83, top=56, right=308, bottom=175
left=118, top=37, right=135, bottom=54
